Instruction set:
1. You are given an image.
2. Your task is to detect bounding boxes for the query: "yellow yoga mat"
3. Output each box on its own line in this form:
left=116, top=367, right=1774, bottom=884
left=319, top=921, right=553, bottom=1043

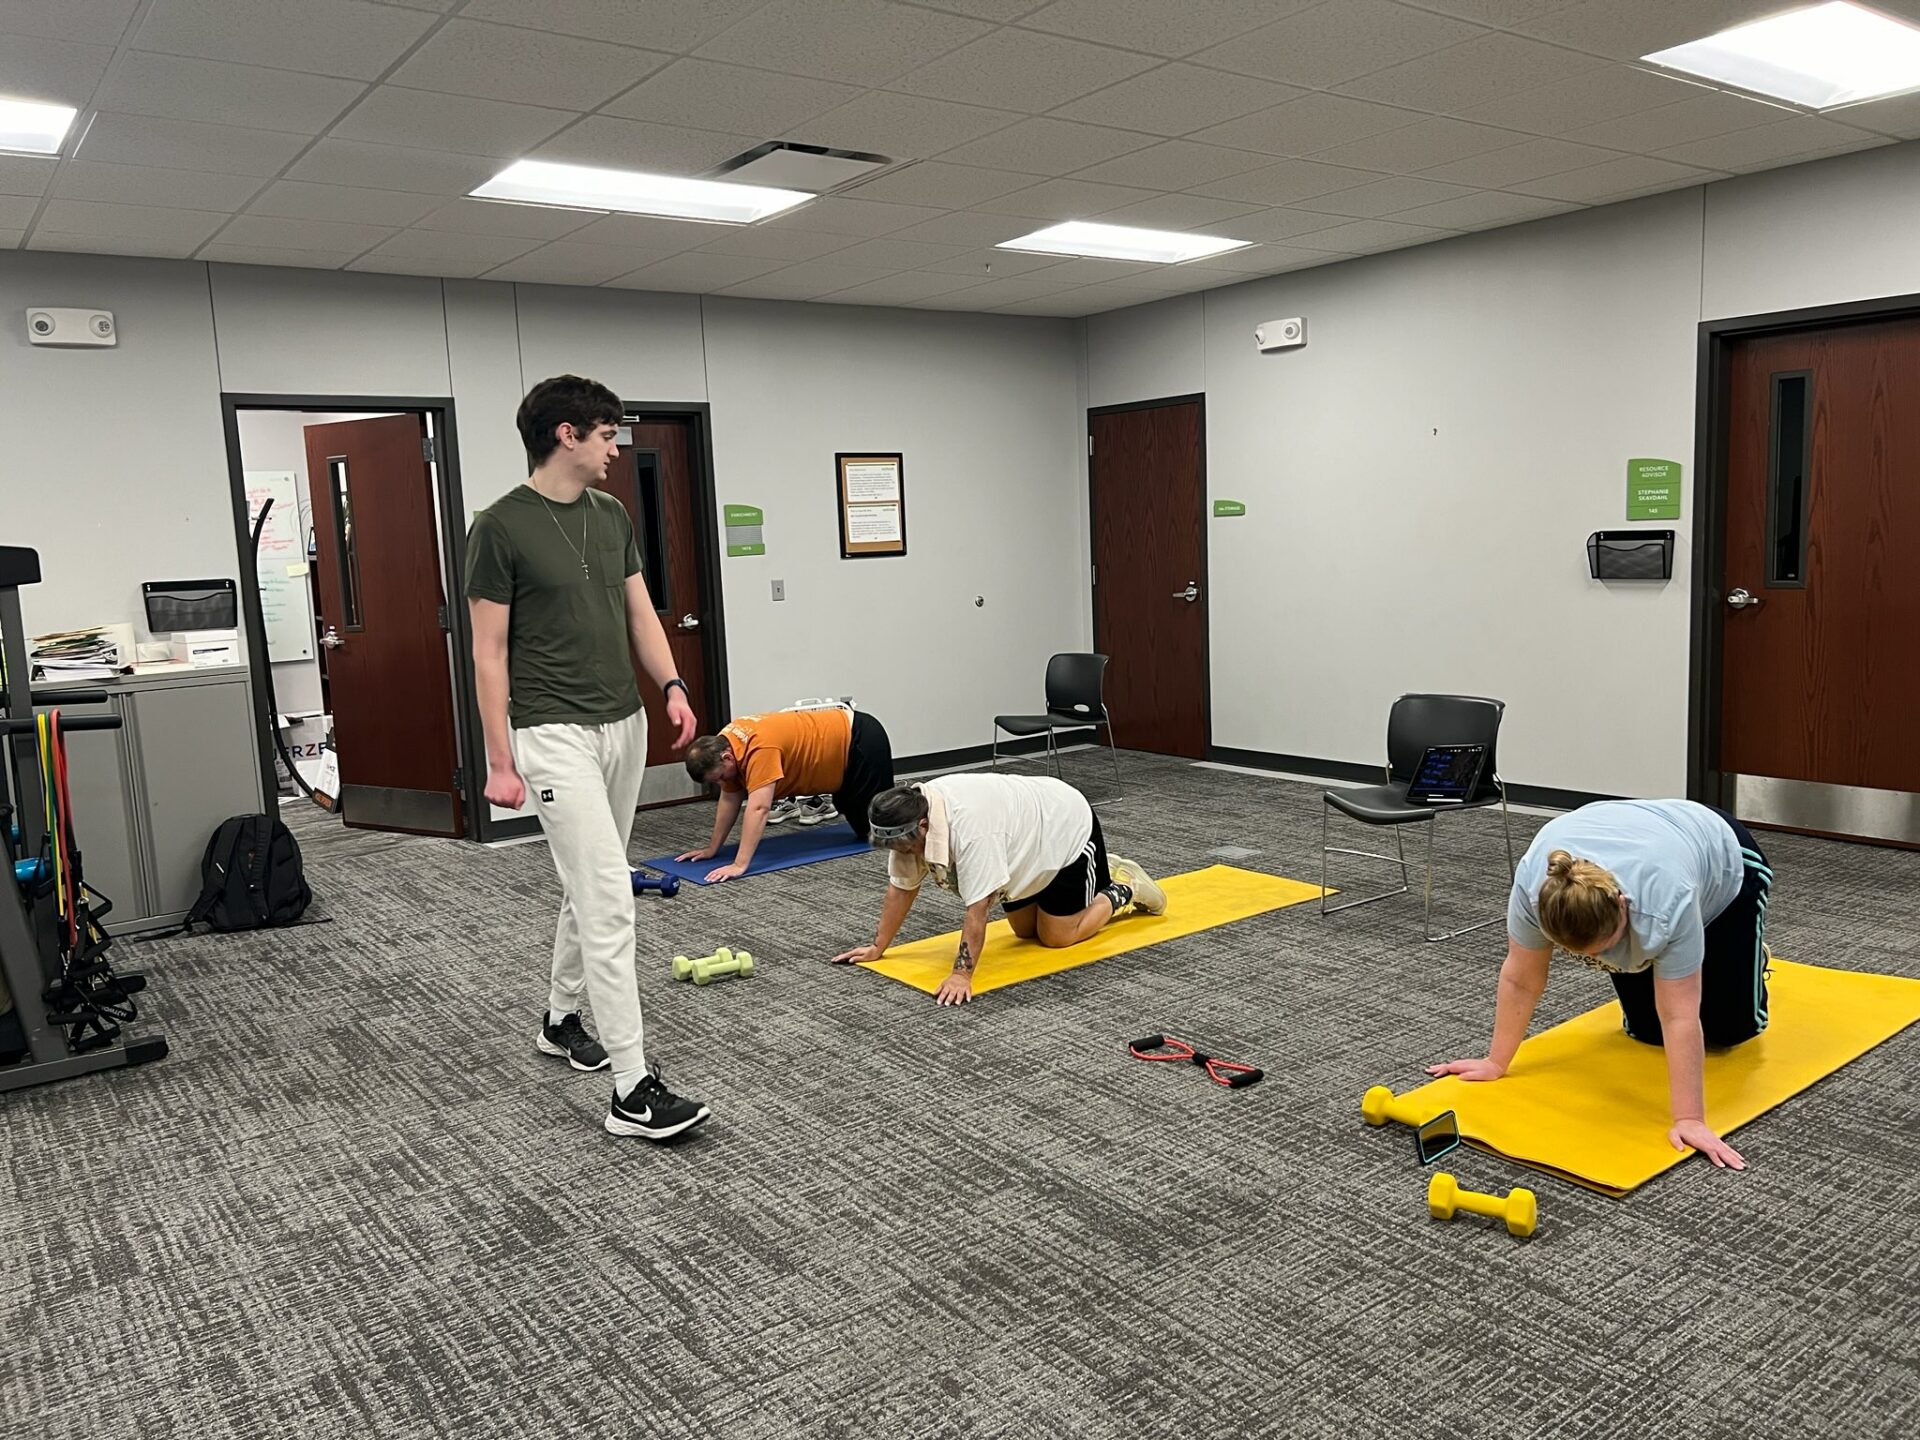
left=1390, top=958, right=1920, bottom=1196
left=860, top=865, right=1322, bottom=997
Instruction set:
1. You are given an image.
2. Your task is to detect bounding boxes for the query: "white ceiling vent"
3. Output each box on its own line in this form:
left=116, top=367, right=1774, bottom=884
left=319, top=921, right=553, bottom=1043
left=707, top=141, right=893, bottom=192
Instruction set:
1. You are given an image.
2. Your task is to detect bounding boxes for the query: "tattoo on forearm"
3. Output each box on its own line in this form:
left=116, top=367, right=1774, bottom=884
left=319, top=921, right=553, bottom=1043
left=954, top=939, right=976, bottom=973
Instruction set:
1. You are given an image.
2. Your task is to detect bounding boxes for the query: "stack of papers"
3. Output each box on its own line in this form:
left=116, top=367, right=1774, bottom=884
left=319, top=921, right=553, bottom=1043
left=30, top=627, right=125, bottom=681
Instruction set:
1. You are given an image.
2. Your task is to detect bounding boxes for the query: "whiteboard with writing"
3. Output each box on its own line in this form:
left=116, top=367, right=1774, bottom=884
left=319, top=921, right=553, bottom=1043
left=245, top=470, right=315, bottom=663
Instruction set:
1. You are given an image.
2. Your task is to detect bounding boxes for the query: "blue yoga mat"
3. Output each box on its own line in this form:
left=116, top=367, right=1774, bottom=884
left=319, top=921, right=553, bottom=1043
left=638, top=821, right=870, bottom=885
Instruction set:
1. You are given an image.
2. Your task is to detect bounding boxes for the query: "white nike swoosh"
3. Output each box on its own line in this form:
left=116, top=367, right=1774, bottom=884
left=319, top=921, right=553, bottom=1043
left=624, top=1103, right=652, bottom=1122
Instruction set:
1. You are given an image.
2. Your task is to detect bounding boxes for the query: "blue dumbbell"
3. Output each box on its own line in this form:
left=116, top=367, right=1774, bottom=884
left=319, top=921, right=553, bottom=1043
left=631, top=871, right=681, bottom=898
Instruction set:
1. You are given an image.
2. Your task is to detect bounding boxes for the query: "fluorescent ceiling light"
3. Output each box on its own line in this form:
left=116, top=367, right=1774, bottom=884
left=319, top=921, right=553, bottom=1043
left=1643, top=1, right=1920, bottom=110
left=0, top=97, right=77, bottom=156
left=470, top=159, right=811, bottom=224
left=996, top=221, right=1252, bottom=265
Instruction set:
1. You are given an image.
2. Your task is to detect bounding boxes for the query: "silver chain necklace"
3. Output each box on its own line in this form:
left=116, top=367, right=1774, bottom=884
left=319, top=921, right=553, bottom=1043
left=536, top=487, right=591, bottom=578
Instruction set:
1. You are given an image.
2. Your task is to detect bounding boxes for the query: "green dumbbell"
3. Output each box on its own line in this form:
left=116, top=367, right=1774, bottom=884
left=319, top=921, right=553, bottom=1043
left=672, top=946, right=755, bottom=985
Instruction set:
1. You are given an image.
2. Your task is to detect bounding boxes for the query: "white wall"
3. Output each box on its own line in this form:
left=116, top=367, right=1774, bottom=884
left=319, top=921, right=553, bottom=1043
left=1086, top=293, right=1205, bottom=411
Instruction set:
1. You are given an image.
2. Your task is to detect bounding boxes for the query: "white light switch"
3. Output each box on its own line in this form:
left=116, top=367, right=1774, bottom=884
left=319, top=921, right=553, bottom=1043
left=771, top=580, right=785, bottom=601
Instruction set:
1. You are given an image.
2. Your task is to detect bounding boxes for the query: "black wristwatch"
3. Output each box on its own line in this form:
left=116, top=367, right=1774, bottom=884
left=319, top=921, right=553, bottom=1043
left=663, top=677, right=691, bottom=703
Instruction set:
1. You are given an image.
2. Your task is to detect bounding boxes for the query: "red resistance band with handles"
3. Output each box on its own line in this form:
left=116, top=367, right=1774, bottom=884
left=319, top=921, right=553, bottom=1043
left=1128, top=1034, right=1264, bottom=1089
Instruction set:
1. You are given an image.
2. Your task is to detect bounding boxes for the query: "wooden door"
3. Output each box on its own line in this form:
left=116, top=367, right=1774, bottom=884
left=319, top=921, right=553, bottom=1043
left=1720, top=317, right=1920, bottom=841
left=594, top=417, right=713, bottom=801
left=305, top=414, right=465, bottom=837
left=1090, top=400, right=1208, bottom=758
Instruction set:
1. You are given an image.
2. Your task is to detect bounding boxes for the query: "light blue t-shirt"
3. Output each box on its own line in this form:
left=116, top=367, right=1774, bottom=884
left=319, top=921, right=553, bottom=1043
left=1507, top=800, right=1744, bottom=980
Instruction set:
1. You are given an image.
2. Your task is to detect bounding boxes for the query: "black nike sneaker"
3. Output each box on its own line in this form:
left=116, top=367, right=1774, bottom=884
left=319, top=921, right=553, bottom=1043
left=605, top=1065, right=710, bottom=1140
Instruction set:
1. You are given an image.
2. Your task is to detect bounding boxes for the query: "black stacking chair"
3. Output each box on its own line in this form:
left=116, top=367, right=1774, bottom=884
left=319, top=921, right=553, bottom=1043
left=991, top=652, right=1120, bottom=787
left=1319, top=693, right=1516, bottom=942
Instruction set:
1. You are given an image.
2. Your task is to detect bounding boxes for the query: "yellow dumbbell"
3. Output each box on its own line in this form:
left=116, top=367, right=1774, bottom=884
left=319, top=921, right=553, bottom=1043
left=1361, top=1084, right=1427, bottom=1127
left=1427, top=1171, right=1537, bottom=1238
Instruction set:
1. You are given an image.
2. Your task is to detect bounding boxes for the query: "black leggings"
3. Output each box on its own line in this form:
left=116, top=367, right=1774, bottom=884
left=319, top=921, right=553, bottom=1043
left=1611, top=811, right=1773, bottom=1048
left=831, top=711, right=894, bottom=842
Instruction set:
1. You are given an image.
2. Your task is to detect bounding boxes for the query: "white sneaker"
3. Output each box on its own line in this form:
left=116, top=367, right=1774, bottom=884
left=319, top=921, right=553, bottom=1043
left=1108, top=855, right=1166, bottom=915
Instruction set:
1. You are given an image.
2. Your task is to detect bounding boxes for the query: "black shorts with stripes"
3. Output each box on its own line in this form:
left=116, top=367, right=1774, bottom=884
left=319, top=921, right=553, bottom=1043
left=1002, top=812, right=1112, bottom=919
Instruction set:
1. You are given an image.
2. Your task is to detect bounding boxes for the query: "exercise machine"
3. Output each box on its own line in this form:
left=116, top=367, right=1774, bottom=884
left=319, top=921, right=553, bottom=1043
left=0, top=545, right=167, bottom=1092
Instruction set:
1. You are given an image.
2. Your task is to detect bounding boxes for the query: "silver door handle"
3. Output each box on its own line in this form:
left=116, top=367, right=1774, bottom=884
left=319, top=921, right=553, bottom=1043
left=676, top=613, right=701, bottom=631
left=320, top=626, right=345, bottom=649
left=1172, top=582, right=1199, bottom=602
left=1726, top=587, right=1762, bottom=610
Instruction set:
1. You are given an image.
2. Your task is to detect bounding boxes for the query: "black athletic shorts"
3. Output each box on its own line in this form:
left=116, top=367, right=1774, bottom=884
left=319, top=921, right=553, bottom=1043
left=1609, top=808, right=1773, bottom=1048
left=1002, top=812, right=1112, bottom=918
left=832, top=710, right=894, bottom=842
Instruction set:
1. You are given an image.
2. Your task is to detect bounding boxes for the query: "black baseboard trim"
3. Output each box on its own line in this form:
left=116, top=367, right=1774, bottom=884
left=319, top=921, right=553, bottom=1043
left=899, top=729, right=1099, bottom=776
left=483, top=814, right=543, bottom=843
left=1203, top=746, right=1617, bottom=812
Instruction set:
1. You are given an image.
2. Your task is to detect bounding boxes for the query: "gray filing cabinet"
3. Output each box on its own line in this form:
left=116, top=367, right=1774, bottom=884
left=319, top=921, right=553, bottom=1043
left=35, top=668, right=264, bottom=934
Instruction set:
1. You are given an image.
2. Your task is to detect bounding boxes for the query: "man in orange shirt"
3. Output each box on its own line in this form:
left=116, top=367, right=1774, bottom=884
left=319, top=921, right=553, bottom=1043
left=677, top=707, right=894, bottom=882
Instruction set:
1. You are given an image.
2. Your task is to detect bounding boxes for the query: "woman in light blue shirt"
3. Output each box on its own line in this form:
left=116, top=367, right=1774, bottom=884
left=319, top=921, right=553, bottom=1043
left=1429, top=799, right=1773, bottom=1170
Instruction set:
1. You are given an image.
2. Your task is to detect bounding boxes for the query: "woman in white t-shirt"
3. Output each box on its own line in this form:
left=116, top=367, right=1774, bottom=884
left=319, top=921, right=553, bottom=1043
left=830, top=775, right=1167, bottom=1005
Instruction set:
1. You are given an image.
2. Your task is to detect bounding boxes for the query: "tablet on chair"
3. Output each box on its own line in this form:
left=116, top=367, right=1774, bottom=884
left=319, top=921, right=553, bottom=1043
left=1405, top=744, right=1487, bottom=805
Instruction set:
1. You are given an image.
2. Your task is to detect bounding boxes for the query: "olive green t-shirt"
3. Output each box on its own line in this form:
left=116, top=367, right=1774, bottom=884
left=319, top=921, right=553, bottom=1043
left=463, top=485, right=644, bottom=729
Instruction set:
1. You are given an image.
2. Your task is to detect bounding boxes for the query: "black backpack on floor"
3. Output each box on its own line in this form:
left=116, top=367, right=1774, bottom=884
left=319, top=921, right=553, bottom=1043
left=184, top=814, right=313, bottom=933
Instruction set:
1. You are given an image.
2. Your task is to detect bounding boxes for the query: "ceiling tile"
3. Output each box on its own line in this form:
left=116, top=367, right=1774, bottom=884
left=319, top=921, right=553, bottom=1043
left=892, top=30, right=1158, bottom=112
left=1, top=230, right=28, bottom=248
left=695, top=0, right=991, bottom=86
left=601, top=59, right=861, bottom=136
left=1310, top=117, right=1522, bottom=173
left=1278, top=217, right=1453, bottom=253
left=35, top=197, right=228, bottom=244
left=888, top=210, right=1047, bottom=245
left=1513, top=1, right=1770, bottom=62
left=912, top=276, right=1072, bottom=308
left=286, top=139, right=503, bottom=194
left=198, top=243, right=358, bottom=268
left=841, top=162, right=1037, bottom=208
left=1515, top=154, right=1717, bottom=203
left=1559, top=91, right=1789, bottom=153
left=1205, top=206, right=1351, bottom=241
left=1334, top=31, right=1606, bottom=114
left=976, top=177, right=1157, bottom=219
left=415, top=197, right=601, bottom=239
left=822, top=236, right=971, bottom=269
left=1459, top=63, right=1710, bottom=135
left=1020, top=255, right=1158, bottom=284
left=0, top=35, right=114, bottom=107
left=132, top=0, right=436, bottom=81
left=332, top=88, right=577, bottom=159
left=0, top=0, right=142, bottom=46
left=815, top=271, right=988, bottom=304
left=245, top=181, right=443, bottom=226
left=531, top=115, right=759, bottom=174
left=215, top=214, right=399, bottom=250
left=936, top=117, right=1155, bottom=175
left=460, top=0, right=770, bottom=53
left=987, top=294, right=1090, bottom=315
left=97, top=53, right=366, bottom=132
left=388, top=21, right=671, bottom=110
left=0, top=157, right=58, bottom=197
left=28, top=229, right=207, bottom=259
left=75, top=113, right=310, bottom=175
left=0, top=195, right=38, bottom=228
left=797, top=91, right=1020, bottom=158
left=52, top=161, right=261, bottom=210
left=915, top=245, right=1065, bottom=276
left=1387, top=188, right=1580, bottom=229
left=1019, top=0, right=1320, bottom=59
left=1052, top=64, right=1299, bottom=137
left=1093, top=192, right=1267, bottom=229
left=1190, top=93, right=1423, bottom=157
left=1187, top=157, right=1387, bottom=206
left=900, top=0, right=1040, bottom=17
left=1399, top=0, right=1575, bottom=20
left=608, top=251, right=787, bottom=290
left=557, top=212, right=726, bottom=248
left=1832, top=89, right=1920, bottom=141
left=693, top=225, right=858, bottom=260
left=367, top=0, right=459, bottom=9
left=715, top=261, right=896, bottom=299
left=1189, top=0, right=1486, bottom=88
left=359, top=227, right=543, bottom=264
left=1417, top=137, right=1620, bottom=187
left=347, top=252, right=498, bottom=277
left=1073, top=140, right=1273, bottom=190
left=763, top=195, right=946, bottom=235
left=1297, top=174, right=1477, bottom=218
left=484, top=241, right=678, bottom=284
left=1656, top=117, right=1888, bottom=172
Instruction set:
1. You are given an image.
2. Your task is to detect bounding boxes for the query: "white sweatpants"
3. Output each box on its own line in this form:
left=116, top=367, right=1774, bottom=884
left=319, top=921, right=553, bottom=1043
left=512, top=710, right=649, bottom=1083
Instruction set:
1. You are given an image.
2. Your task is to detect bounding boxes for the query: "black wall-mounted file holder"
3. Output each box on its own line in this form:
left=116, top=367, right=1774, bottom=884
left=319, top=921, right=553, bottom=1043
left=1587, top=530, right=1674, bottom=581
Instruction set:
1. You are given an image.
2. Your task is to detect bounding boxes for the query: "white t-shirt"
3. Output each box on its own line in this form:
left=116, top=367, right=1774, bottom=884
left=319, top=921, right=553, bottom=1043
left=887, top=773, right=1094, bottom=908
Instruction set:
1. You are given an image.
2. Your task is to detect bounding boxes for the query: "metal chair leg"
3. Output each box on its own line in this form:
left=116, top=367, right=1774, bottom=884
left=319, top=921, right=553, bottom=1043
left=1421, top=808, right=1510, bottom=944
left=1103, top=720, right=1120, bottom=788
left=1320, top=803, right=1418, bottom=918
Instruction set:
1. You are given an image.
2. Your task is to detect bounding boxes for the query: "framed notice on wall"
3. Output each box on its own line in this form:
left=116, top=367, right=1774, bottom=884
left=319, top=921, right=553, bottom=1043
left=836, top=453, right=907, bottom=559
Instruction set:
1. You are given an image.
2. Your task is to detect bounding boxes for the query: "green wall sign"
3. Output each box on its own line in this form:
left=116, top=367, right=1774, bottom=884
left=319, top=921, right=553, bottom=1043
left=1213, top=499, right=1247, bottom=517
left=1627, top=459, right=1682, bottom=520
left=724, top=503, right=765, bottom=557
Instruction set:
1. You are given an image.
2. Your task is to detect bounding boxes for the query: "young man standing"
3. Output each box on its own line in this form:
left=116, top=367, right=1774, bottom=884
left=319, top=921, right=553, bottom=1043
left=676, top=705, right=895, bottom=881
left=465, top=374, right=709, bottom=1140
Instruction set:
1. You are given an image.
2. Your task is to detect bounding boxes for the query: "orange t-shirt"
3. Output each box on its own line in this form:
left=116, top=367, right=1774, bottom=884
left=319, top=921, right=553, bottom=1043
left=719, top=709, right=853, bottom=798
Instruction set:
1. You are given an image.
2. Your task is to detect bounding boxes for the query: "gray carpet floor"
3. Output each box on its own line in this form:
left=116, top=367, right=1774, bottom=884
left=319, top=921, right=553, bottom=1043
left=5, top=751, right=1917, bottom=1438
